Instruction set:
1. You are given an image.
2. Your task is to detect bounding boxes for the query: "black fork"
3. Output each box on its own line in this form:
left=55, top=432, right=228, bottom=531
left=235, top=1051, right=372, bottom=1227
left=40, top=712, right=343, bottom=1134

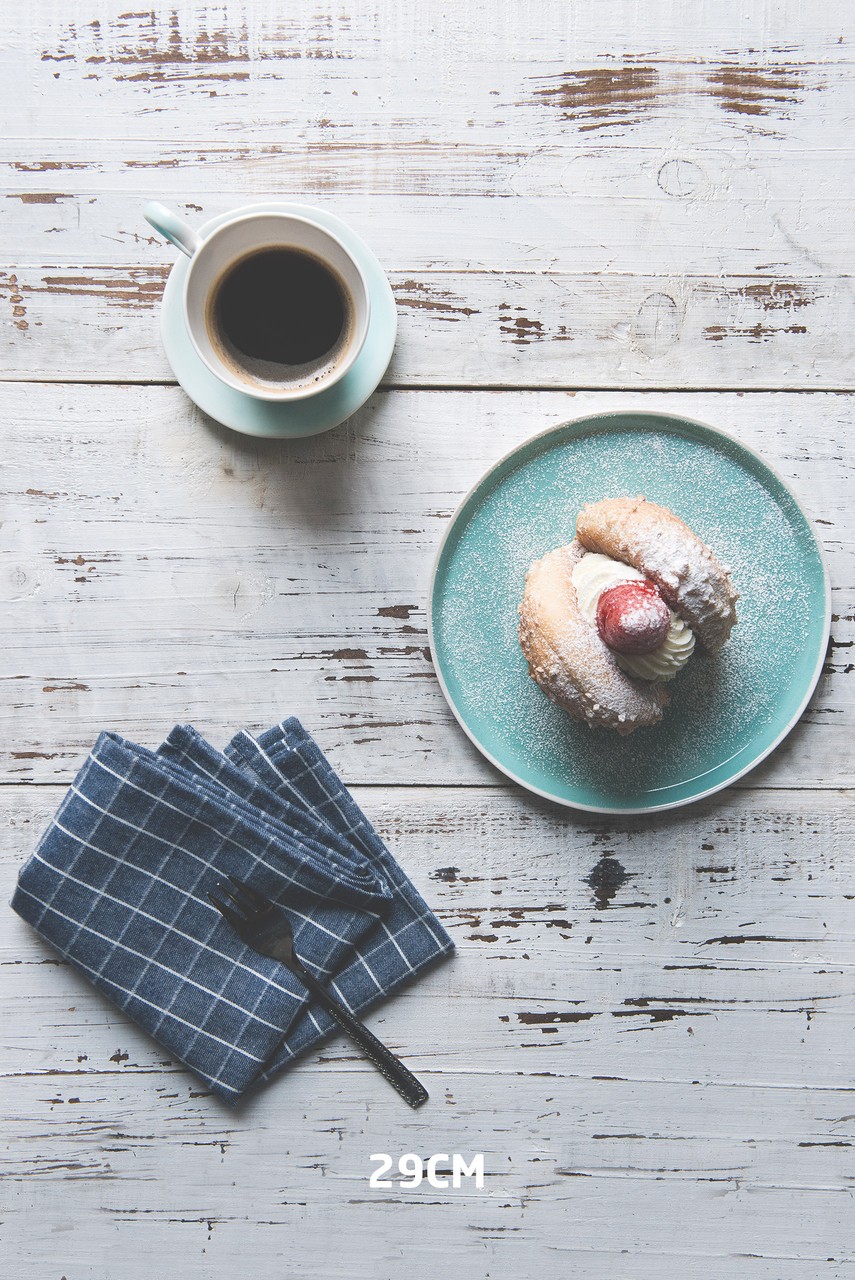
left=209, top=875, right=429, bottom=1109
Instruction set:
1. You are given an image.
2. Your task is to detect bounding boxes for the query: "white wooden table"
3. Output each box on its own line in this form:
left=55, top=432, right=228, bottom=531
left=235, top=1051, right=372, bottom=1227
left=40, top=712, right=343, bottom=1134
left=3, top=3, right=854, bottom=1276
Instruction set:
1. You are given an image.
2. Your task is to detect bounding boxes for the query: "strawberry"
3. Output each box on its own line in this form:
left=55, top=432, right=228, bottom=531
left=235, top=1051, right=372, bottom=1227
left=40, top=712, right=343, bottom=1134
left=596, top=580, right=670, bottom=655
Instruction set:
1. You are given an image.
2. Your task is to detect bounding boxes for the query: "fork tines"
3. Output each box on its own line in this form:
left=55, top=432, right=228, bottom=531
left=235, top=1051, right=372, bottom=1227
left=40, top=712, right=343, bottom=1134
left=208, top=874, right=268, bottom=929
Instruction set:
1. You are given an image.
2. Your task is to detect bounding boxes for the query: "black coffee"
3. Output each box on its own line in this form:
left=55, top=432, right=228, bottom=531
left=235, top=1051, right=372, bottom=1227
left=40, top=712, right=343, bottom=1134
left=211, top=247, right=349, bottom=369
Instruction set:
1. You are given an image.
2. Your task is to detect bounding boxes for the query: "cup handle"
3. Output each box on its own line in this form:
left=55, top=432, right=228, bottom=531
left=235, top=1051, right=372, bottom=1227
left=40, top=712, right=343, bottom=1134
left=144, top=201, right=202, bottom=258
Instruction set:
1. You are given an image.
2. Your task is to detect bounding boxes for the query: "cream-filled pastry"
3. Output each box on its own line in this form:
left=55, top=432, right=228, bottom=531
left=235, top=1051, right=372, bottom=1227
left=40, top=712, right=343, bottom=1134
left=575, top=496, right=738, bottom=653
left=518, top=496, right=738, bottom=734
left=571, top=552, right=695, bottom=681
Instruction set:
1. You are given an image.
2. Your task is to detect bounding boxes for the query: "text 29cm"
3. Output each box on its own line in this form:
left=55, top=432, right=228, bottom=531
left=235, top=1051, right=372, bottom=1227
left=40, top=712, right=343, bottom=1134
left=369, top=1153, right=485, bottom=1189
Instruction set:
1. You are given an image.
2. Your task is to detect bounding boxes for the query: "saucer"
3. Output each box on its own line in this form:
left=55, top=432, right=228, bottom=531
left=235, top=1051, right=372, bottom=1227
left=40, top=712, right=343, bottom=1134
left=159, top=202, right=397, bottom=438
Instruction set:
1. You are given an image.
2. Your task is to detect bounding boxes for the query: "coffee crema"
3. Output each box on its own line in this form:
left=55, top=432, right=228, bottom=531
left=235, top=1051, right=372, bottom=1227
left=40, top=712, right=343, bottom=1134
left=207, top=246, right=352, bottom=386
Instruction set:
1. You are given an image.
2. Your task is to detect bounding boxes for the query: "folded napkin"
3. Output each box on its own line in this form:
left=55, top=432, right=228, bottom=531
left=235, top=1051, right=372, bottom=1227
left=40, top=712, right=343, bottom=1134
left=11, top=719, right=454, bottom=1102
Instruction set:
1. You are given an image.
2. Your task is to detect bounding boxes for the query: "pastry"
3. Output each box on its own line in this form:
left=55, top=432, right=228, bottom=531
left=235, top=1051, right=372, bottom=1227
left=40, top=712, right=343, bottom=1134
left=518, top=496, right=738, bottom=734
left=575, top=496, right=738, bottom=653
left=519, top=541, right=670, bottom=734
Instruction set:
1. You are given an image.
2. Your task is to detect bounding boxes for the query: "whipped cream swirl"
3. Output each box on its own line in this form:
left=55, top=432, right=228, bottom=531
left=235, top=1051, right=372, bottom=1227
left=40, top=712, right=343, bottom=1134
left=571, top=552, right=695, bottom=681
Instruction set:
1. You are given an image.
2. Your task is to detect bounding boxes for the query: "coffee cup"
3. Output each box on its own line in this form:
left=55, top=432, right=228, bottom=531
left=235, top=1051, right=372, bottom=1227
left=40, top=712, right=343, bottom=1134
left=144, top=201, right=371, bottom=402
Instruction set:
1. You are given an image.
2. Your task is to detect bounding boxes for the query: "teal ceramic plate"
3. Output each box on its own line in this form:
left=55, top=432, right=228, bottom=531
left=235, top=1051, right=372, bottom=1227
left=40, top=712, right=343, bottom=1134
left=429, top=412, right=830, bottom=814
left=160, top=202, right=397, bottom=438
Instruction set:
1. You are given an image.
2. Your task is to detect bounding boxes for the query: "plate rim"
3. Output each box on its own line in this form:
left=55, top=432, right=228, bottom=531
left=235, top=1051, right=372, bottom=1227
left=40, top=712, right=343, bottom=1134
left=427, top=409, right=832, bottom=815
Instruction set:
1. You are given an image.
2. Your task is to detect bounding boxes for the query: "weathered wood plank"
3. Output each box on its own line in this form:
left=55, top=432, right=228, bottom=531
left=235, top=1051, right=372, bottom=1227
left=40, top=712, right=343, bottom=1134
left=2, top=783, right=853, bottom=1275
left=3, top=784, right=853, bottom=1080
left=4, top=138, right=853, bottom=199
left=3, top=0, right=853, bottom=389
left=3, top=156, right=851, bottom=279
left=1, top=384, right=850, bottom=786
left=2, top=1072, right=853, bottom=1277
left=7, top=1, right=852, bottom=145
left=2, top=141, right=853, bottom=390
left=3, top=1073, right=853, bottom=1278
left=3, top=262, right=850, bottom=388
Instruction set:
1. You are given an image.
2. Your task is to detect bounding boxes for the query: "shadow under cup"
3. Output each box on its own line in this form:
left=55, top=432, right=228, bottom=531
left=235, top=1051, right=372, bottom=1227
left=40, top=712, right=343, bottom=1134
left=184, top=214, right=370, bottom=401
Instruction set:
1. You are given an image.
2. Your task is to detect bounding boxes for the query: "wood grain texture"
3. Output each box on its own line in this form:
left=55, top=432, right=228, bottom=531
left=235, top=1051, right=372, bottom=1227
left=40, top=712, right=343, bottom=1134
left=4, top=257, right=851, bottom=388
left=2, top=0, right=854, bottom=389
left=1, top=383, right=850, bottom=786
left=3, top=1, right=854, bottom=1275
left=3, top=784, right=854, bottom=1277
left=5, top=784, right=854, bottom=1075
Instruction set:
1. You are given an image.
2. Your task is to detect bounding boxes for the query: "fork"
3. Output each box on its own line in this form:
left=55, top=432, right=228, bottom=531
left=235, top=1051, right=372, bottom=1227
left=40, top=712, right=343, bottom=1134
left=209, top=875, right=429, bottom=1109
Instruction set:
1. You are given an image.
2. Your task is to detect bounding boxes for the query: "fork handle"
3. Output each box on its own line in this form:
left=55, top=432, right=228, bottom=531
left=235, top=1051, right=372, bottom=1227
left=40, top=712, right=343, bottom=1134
left=296, top=967, right=429, bottom=1109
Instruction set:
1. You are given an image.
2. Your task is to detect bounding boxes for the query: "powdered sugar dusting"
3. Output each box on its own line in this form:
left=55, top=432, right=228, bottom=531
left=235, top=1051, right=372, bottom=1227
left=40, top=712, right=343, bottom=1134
left=520, top=543, right=668, bottom=731
left=431, top=418, right=828, bottom=808
left=576, top=496, right=739, bottom=652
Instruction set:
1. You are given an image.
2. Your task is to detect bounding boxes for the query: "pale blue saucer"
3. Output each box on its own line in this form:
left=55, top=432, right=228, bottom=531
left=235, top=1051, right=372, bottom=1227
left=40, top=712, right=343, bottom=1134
left=429, top=412, right=831, bottom=814
left=159, top=202, right=397, bottom=438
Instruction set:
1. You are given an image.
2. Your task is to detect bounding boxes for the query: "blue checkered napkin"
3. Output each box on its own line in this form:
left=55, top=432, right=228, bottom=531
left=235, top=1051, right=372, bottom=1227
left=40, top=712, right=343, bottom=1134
left=11, top=720, right=454, bottom=1102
